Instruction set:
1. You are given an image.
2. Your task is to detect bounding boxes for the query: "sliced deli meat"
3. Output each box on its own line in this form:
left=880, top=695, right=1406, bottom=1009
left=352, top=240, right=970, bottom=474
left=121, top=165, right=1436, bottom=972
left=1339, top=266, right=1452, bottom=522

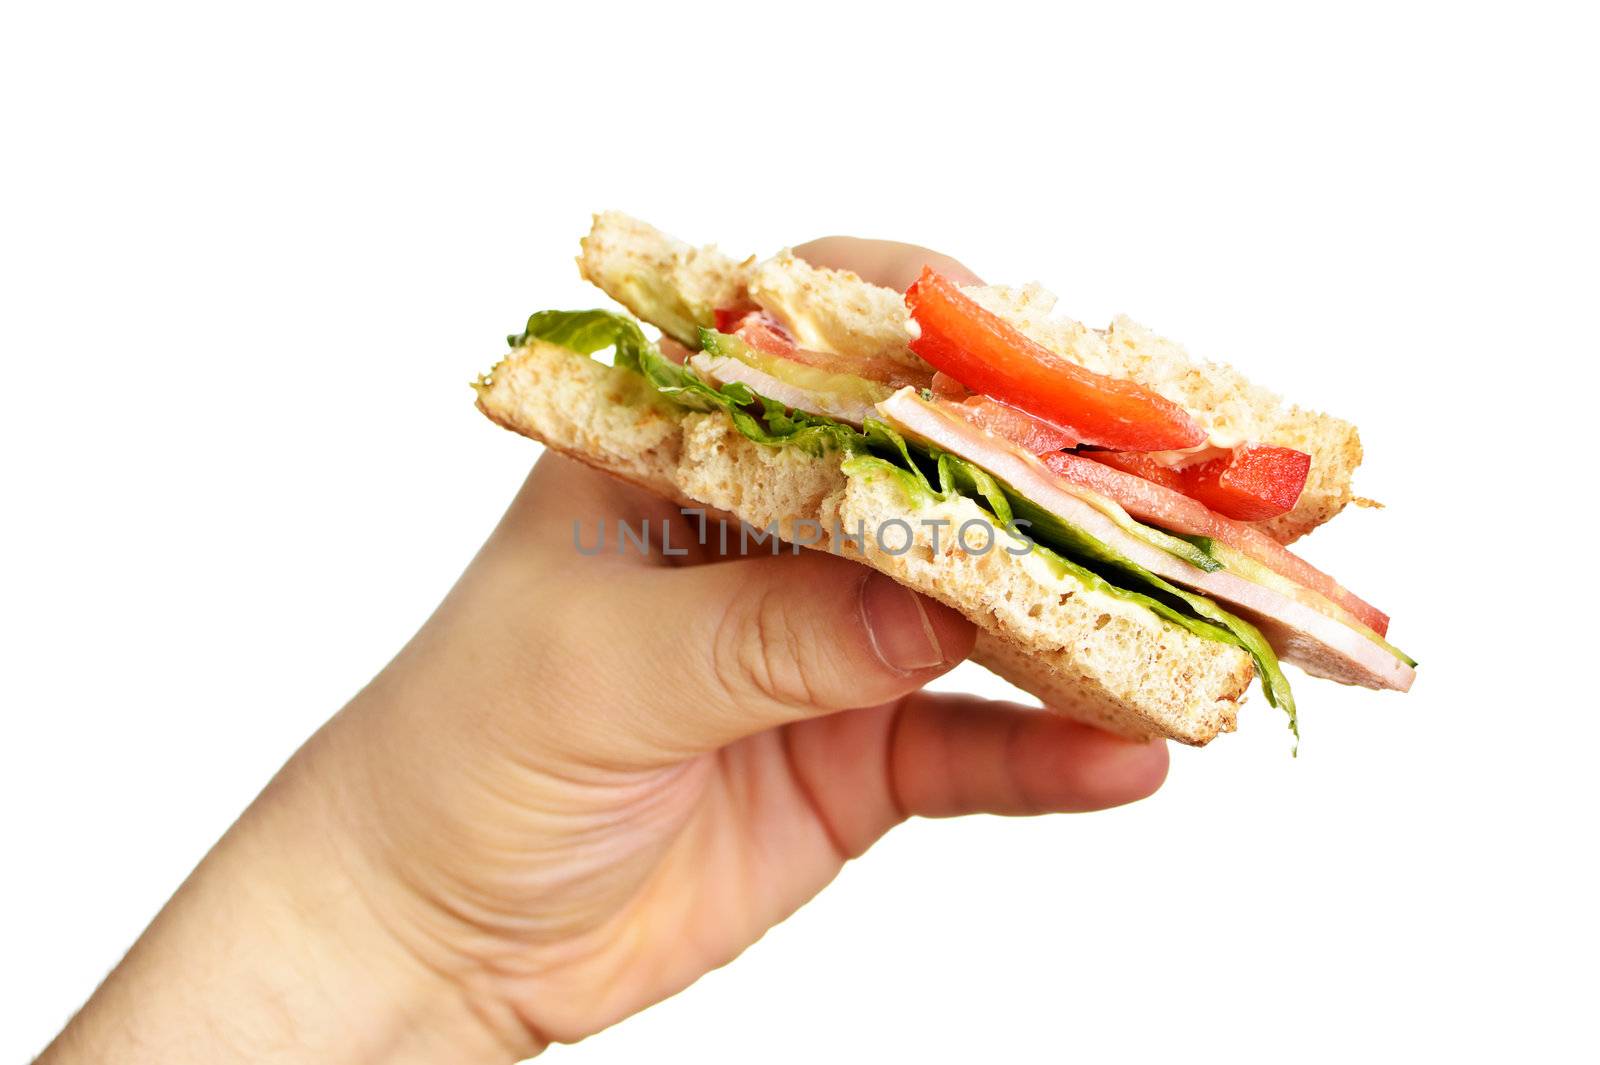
left=721, top=308, right=930, bottom=389
left=878, top=388, right=1413, bottom=692
left=1041, top=450, right=1390, bottom=635
left=689, top=353, right=881, bottom=426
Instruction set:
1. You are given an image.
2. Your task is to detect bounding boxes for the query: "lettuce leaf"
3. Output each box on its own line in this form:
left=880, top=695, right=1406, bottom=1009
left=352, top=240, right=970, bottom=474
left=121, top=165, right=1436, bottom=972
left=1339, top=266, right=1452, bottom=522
left=508, top=308, right=650, bottom=361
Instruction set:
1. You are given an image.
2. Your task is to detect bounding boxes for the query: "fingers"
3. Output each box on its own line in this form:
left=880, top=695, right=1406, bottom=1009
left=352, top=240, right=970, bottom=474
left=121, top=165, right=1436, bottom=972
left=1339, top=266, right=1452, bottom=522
left=793, top=236, right=983, bottom=290
left=888, top=694, right=1170, bottom=819
left=781, top=692, right=1169, bottom=857
left=564, top=550, right=977, bottom=761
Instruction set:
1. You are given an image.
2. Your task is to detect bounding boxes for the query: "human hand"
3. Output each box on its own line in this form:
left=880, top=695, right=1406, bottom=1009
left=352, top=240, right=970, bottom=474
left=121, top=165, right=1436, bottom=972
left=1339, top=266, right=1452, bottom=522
left=41, top=239, right=1169, bottom=1064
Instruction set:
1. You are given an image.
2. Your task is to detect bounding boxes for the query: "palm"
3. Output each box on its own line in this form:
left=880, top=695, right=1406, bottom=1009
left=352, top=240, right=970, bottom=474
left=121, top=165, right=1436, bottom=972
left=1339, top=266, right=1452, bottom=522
left=484, top=700, right=896, bottom=1039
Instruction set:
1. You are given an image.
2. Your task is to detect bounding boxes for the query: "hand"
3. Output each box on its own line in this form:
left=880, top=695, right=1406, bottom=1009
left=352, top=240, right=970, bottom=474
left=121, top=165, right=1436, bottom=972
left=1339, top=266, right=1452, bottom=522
left=41, top=239, right=1169, bottom=1064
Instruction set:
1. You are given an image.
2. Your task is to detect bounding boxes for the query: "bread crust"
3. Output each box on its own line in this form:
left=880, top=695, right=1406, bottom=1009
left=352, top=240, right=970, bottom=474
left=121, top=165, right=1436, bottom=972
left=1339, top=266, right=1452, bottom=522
left=475, top=341, right=1255, bottom=745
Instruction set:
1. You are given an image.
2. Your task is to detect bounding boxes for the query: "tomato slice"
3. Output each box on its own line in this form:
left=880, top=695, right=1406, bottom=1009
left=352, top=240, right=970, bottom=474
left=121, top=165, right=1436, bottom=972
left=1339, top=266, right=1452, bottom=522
left=1092, top=444, right=1310, bottom=522
left=945, top=395, right=1083, bottom=452
left=713, top=305, right=761, bottom=334
left=928, top=371, right=1082, bottom=450
left=1175, top=443, right=1310, bottom=521
left=1084, top=450, right=1186, bottom=492
left=729, top=312, right=796, bottom=358
left=904, top=268, right=1205, bottom=452
left=1040, top=450, right=1388, bottom=635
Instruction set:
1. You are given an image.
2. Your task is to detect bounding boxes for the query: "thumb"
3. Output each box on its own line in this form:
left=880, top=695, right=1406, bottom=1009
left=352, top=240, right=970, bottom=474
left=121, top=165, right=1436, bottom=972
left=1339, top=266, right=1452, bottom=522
left=568, top=550, right=976, bottom=762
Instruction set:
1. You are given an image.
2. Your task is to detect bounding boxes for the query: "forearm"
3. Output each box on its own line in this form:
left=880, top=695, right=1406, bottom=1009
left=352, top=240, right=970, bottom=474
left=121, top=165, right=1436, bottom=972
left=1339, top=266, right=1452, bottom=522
left=38, top=734, right=538, bottom=1065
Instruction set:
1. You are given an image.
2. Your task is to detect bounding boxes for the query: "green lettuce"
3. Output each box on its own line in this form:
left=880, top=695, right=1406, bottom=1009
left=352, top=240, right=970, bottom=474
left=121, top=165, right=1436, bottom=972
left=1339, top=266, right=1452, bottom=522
left=508, top=308, right=652, bottom=362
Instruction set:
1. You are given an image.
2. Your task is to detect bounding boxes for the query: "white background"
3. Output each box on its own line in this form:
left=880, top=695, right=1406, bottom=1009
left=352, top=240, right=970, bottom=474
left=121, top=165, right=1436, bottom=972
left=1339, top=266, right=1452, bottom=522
left=3, top=2, right=1596, bottom=1061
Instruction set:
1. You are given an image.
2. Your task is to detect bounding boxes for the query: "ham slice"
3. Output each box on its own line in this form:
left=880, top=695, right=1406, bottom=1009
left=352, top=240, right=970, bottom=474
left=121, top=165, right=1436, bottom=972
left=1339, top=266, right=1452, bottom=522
left=1041, top=450, right=1390, bottom=635
left=878, top=388, right=1413, bottom=692
left=688, top=353, right=880, bottom=426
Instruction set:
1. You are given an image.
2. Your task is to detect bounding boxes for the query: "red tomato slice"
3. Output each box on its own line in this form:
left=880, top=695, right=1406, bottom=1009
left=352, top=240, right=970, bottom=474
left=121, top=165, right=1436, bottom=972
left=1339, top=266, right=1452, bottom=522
left=1176, top=443, right=1310, bottom=521
left=1041, top=450, right=1388, bottom=635
left=1085, top=450, right=1187, bottom=492
left=713, top=305, right=761, bottom=334
left=1092, top=445, right=1310, bottom=522
left=945, top=395, right=1083, bottom=452
left=732, top=314, right=796, bottom=358
left=928, top=372, right=1082, bottom=450
left=904, top=268, right=1206, bottom=452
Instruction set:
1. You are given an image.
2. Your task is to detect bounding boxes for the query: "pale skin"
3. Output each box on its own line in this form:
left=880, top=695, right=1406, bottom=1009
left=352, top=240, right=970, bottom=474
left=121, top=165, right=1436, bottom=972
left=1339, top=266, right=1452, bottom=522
left=39, top=239, right=1169, bottom=1064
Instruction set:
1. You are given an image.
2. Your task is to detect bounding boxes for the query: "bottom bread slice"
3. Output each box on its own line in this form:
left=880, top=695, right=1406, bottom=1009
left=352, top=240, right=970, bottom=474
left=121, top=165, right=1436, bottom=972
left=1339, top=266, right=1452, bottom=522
left=476, top=340, right=1256, bottom=745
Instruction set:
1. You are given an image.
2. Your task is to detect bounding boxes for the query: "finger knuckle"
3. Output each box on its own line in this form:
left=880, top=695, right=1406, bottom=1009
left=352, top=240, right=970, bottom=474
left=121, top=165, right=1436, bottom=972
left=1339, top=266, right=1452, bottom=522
left=709, top=583, right=821, bottom=714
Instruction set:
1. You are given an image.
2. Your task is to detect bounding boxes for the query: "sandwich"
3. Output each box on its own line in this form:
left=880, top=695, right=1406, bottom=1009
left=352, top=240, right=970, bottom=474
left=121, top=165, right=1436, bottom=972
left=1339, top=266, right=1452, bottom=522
left=473, top=213, right=1415, bottom=748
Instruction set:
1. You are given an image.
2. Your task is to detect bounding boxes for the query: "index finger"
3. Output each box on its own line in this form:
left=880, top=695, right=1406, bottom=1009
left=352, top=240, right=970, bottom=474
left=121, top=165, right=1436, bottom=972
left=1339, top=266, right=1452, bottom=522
left=792, top=236, right=983, bottom=290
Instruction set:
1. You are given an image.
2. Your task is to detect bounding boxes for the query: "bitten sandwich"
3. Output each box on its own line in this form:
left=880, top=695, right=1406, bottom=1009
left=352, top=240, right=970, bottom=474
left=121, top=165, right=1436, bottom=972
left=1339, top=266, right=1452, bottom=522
left=474, top=213, right=1415, bottom=747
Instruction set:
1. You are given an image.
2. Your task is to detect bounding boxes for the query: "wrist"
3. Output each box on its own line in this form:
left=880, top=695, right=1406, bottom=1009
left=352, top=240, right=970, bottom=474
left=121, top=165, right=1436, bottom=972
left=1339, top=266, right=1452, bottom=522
left=43, top=727, right=542, bottom=1065
left=240, top=729, right=546, bottom=1062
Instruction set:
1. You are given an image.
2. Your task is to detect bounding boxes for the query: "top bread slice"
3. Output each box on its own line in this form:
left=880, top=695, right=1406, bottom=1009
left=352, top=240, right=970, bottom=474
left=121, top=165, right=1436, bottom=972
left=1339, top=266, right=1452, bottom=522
left=476, top=339, right=1254, bottom=745
left=579, top=211, right=1362, bottom=544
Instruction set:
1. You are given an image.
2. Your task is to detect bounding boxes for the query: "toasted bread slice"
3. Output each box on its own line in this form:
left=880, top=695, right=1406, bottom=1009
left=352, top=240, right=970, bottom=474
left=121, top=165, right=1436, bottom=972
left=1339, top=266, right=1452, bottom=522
left=579, top=212, right=1361, bottom=543
left=476, top=340, right=1255, bottom=745
left=748, top=249, right=928, bottom=371
left=577, top=212, right=754, bottom=348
